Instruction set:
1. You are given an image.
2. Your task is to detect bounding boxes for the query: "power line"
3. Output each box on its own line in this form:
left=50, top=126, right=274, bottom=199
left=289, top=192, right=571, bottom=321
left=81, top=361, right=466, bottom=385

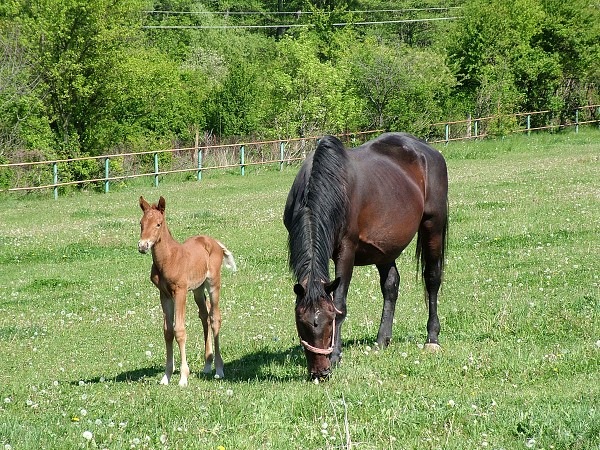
left=142, top=16, right=461, bottom=30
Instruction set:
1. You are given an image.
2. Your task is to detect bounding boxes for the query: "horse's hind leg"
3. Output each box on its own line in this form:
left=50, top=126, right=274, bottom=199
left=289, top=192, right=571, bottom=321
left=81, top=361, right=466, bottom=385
left=419, top=220, right=445, bottom=352
left=376, top=262, right=400, bottom=348
left=193, top=287, right=213, bottom=375
left=207, top=279, right=224, bottom=379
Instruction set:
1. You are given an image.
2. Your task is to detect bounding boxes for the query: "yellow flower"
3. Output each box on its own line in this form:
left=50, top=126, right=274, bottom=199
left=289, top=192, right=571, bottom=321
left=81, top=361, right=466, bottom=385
left=71, top=416, right=79, bottom=422
left=217, top=446, right=225, bottom=450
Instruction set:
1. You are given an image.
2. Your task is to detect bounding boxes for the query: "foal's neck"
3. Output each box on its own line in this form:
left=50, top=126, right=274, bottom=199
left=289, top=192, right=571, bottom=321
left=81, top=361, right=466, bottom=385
left=151, top=222, right=180, bottom=262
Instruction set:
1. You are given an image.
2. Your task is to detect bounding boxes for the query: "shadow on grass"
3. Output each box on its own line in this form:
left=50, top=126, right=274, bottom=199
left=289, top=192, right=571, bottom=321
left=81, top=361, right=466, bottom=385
left=72, top=336, right=385, bottom=386
left=71, top=366, right=165, bottom=386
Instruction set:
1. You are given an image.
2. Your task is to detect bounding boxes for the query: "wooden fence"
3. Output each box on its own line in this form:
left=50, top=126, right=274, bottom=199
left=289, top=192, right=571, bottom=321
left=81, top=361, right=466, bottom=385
left=1, top=105, right=599, bottom=199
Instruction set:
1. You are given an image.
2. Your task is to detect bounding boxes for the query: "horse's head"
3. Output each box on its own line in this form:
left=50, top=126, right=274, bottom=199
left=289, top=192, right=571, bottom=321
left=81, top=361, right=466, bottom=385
left=138, top=196, right=166, bottom=254
left=294, top=278, right=340, bottom=380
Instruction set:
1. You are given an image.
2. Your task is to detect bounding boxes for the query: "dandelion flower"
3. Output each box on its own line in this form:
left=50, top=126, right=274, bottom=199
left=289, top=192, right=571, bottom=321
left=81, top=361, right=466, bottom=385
left=82, top=431, right=93, bottom=441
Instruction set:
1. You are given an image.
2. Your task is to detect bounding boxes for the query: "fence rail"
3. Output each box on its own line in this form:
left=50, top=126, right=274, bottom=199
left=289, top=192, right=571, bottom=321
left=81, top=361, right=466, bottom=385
left=1, top=105, right=599, bottom=199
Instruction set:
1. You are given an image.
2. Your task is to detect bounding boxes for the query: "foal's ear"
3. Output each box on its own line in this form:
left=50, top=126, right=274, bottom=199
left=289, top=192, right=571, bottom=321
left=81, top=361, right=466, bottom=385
left=325, top=277, right=340, bottom=295
left=139, top=196, right=150, bottom=211
left=158, top=196, right=166, bottom=213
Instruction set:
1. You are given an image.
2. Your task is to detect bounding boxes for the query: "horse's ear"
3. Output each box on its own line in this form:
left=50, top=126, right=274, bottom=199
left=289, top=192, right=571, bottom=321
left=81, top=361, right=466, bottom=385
left=325, top=277, right=340, bottom=295
left=158, top=196, right=166, bottom=213
left=139, top=196, right=150, bottom=211
left=293, top=283, right=305, bottom=299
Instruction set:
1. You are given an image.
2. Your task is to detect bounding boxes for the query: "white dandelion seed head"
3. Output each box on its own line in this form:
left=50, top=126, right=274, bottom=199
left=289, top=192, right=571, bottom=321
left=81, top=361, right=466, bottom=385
left=82, top=431, right=93, bottom=441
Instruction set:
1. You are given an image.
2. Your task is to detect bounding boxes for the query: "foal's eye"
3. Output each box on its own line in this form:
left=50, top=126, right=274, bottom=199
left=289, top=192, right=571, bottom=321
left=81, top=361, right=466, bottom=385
left=156, top=223, right=161, bottom=228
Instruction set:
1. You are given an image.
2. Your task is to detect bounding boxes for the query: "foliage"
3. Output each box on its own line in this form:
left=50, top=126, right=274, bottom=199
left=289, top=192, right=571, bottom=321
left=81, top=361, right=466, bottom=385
left=0, top=0, right=598, bottom=162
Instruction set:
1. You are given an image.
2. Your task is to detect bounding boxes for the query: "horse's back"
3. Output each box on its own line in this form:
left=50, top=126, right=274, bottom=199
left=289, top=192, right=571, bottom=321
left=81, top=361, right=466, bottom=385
left=353, top=132, right=447, bottom=211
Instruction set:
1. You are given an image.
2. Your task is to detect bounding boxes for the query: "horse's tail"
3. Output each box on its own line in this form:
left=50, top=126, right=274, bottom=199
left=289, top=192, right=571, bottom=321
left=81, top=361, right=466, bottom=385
left=218, top=241, right=237, bottom=272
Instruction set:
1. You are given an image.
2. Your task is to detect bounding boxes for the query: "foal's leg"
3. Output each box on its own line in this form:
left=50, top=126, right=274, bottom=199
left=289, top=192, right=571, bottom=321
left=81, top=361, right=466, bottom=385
left=375, top=262, right=400, bottom=348
left=207, top=279, right=224, bottom=379
left=173, top=289, right=190, bottom=386
left=193, top=287, right=214, bottom=375
left=160, top=293, right=175, bottom=385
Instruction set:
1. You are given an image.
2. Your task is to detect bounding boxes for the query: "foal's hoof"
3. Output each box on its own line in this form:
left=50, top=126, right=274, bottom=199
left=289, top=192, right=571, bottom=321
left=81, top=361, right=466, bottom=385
left=423, top=343, right=442, bottom=353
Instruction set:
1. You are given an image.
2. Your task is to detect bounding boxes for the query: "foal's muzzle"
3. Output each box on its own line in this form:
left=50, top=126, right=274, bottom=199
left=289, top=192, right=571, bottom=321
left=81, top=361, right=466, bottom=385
left=138, top=240, right=152, bottom=254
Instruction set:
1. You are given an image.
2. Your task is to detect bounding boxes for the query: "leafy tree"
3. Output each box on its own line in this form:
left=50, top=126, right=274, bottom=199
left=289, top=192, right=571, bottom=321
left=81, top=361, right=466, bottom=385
left=348, top=37, right=455, bottom=133
left=12, top=0, right=143, bottom=156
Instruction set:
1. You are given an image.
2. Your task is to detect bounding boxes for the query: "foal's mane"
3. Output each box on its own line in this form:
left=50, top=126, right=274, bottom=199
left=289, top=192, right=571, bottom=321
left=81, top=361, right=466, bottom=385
left=288, top=136, right=350, bottom=304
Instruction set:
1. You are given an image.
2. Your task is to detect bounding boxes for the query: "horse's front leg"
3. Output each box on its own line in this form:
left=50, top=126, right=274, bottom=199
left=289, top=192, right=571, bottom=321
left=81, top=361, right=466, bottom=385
left=160, top=292, right=175, bottom=385
left=173, top=289, right=190, bottom=386
left=375, top=262, right=400, bottom=348
left=331, top=252, right=355, bottom=366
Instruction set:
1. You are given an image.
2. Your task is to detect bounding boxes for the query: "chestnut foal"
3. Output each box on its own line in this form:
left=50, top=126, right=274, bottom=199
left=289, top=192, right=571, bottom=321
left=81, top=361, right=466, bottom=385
left=138, top=196, right=236, bottom=386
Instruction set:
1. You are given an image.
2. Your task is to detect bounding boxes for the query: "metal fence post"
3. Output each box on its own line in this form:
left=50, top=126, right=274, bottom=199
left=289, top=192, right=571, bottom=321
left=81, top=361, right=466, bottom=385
left=445, top=123, right=449, bottom=145
left=197, top=149, right=202, bottom=181
left=240, top=145, right=245, bottom=176
left=527, top=114, right=531, bottom=135
left=154, top=153, right=159, bottom=187
left=279, top=142, right=285, bottom=171
left=105, top=158, right=110, bottom=193
left=575, top=109, right=579, bottom=133
left=53, top=162, right=58, bottom=200
left=474, top=119, right=479, bottom=138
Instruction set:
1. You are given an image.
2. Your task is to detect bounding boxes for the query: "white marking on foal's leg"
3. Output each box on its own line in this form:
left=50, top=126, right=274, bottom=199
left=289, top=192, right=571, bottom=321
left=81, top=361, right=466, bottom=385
left=160, top=374, right=170, bottom=385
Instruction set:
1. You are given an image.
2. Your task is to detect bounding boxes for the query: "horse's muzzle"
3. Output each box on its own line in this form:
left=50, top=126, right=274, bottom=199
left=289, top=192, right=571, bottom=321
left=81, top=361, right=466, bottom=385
left=138, top=240, right=152, bottom=254
left=310, top=369, right=331, bottom=382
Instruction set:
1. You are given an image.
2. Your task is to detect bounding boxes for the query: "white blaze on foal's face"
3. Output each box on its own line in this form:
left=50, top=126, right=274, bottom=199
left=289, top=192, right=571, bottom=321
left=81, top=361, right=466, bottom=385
left=138, top=209, right=163, bottom=253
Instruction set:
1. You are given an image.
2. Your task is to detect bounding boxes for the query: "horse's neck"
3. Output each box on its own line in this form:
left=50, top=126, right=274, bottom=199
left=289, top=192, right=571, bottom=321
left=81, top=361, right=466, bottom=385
left=151, top=224, right=180, bottom=265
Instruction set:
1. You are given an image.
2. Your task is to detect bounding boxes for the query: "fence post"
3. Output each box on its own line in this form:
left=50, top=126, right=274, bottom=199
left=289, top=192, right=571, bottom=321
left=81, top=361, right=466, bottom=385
left=197, top=149, right=203, bottom=181
left=445, top=123, right=449, bottom=145
left=240, top=145, right=245, bottom=176
left=527, top=114, right=531, bottom=135
left=474, top=119, right=479, bottom=138
left=575, top=109, right=579, bottom=133
left=53, top=162, right=58, bottom=200
left=104, top=158, right=110, bottom=194
left=154, top=153, right=159, bottom=188
left=279, top=142, right=285, bottom=171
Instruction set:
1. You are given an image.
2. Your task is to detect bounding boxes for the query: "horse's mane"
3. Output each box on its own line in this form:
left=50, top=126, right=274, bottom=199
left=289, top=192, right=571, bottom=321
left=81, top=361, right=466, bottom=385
left=287, top=136, right=350, bottom=304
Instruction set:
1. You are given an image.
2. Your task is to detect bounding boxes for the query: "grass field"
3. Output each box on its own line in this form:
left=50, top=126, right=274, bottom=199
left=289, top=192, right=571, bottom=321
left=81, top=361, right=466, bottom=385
left=0, top=130, right=598, bottom=449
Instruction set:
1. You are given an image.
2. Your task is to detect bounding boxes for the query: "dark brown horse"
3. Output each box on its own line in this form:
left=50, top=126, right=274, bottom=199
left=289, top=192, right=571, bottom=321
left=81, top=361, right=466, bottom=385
left=284, top=133, right=448, bottom=380
left=138, top=196, right=236, bottom=386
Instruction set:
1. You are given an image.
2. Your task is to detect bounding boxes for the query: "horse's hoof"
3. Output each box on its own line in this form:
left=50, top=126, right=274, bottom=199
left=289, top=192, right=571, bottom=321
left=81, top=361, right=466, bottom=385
left=423, top=343, right=442, bottom=353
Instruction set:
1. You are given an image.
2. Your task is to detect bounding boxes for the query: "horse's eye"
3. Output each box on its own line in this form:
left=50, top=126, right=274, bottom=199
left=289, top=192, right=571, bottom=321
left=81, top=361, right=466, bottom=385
left=156, top=223, right=161, bottom=228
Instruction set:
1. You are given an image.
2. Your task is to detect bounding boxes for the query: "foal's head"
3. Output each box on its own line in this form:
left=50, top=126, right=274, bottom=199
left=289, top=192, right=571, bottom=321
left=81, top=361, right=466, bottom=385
left=294, top=278, right=340, bottom=380
left=138, top=196, right=166, bottom=254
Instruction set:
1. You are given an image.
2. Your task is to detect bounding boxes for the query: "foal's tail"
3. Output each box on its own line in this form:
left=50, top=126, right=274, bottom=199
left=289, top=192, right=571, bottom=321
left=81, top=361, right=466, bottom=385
left=218, top=241, right=237, bottom=272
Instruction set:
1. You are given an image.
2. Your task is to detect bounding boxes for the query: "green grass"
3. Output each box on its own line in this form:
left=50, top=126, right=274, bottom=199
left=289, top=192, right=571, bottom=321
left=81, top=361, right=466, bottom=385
left=0, top=130, right=598, bottom=449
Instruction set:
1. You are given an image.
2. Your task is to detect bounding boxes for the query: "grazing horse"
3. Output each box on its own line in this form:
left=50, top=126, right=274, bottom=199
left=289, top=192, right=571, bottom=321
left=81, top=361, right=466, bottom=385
left=138, top=196, right=236, bottom=386
left=284, top=133, right=448, bottom=380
